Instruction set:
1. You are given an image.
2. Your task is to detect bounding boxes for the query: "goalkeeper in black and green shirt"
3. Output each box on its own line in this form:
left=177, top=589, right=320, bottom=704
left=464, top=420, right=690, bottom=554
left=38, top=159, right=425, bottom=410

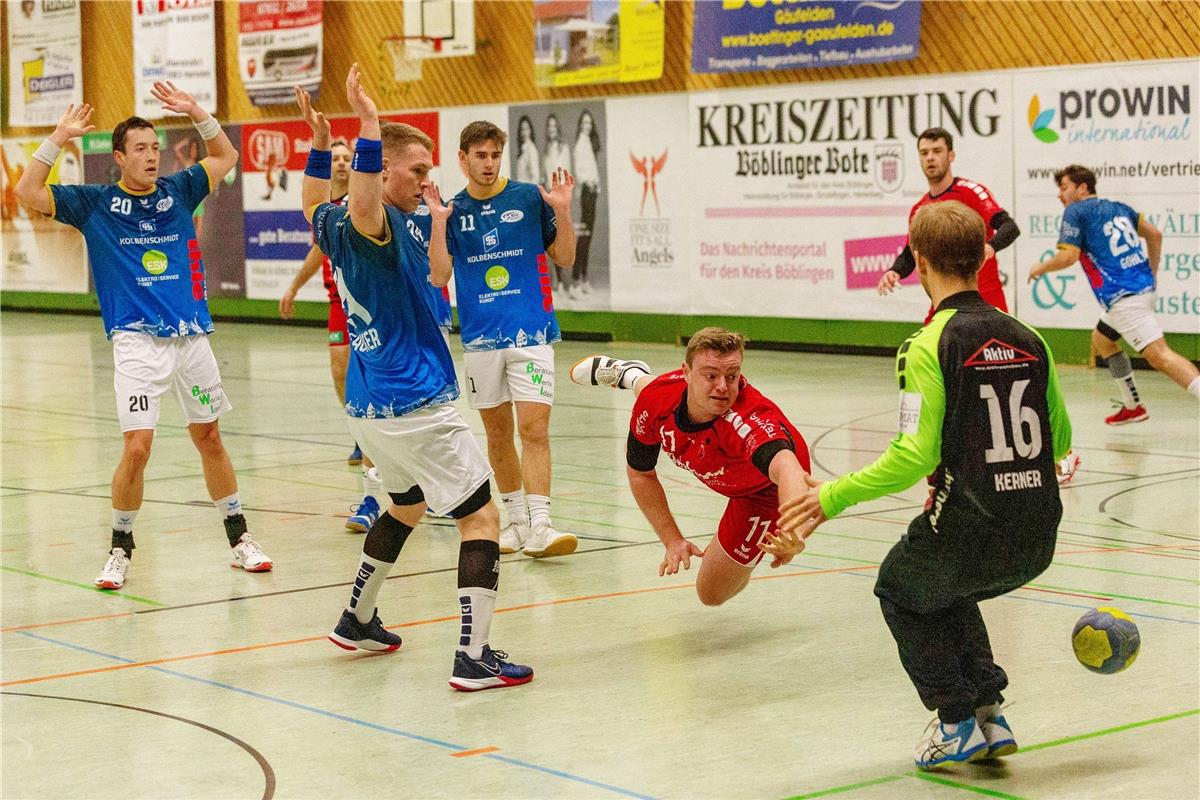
left=765, top=200, right=1072, bottom=770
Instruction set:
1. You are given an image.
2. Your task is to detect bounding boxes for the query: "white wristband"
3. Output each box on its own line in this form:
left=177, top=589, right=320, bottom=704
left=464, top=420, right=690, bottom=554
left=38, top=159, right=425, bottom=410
left=32, top=139, right=62, bottom=167
left=193, top=115, right=221, bottom=141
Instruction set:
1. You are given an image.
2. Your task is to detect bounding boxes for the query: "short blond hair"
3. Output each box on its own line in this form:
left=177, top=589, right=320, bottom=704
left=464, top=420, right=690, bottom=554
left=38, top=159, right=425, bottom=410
left=909, top=201, right=985, bottom=281
left=380, top=122, right=433, bottom=157
left=685, top=327, right=747, bottom=365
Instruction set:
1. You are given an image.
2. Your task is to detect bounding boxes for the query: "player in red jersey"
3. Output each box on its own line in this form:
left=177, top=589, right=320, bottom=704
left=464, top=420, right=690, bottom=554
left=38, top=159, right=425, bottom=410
left=878, top=127, right=1020, bottom=321
left=570, top=327, right=812, bottom=606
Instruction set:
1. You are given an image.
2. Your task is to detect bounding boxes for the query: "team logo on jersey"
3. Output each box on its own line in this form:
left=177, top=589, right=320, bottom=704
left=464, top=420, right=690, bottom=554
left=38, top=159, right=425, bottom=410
left=500, top=209, right=524, bottom=223
left=484, top=265, right=510, bottom=290
left=141, top=250, right=168, bottom=275
left=963, top=339, right=1038, bottom=367
left=157, top=197, right=174, bottom=212
left=483, top=228, right=499, bottom=252
left=413, top=205, right=430, bottom=216
left=139, top=220, right=156, bottom=232
left=480, top=203, right=496, bottom=216
left=873, top=143, right=904, bottom=193
left=139, top=198, right=151, bottom=208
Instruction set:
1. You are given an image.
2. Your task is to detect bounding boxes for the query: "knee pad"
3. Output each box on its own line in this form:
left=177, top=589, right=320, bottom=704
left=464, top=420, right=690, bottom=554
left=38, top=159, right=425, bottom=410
left=449, top=481, right=491, bottom=520
left=389, top=485, right=425, bottom=506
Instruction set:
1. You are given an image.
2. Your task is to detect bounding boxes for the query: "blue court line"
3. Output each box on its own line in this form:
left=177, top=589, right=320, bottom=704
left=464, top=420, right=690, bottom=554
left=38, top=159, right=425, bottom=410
left=16, top=631, right=656, bottom=799
left=816, top=563, right=1200, bottom=623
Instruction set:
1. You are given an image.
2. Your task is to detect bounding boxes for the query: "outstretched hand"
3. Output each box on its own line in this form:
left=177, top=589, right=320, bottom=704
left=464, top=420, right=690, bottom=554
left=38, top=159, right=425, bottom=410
left=777, top=473, right=827, bottom=540
left=659, top=538, right=704, bottom=577
left=53, top=103, right=96, bottom=141
left=344, top=62, right=378, bottom=122
left=294, top=86, right=331, bottom=149
left=423, top=181, right=453, bottom=223
left=151, top=81, right=200, bottom=117
left=538, top=166, right=575, bottom=212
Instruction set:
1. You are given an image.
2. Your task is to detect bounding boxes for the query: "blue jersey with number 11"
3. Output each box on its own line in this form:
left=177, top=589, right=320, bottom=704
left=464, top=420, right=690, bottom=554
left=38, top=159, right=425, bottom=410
left=447, top=179, right=559, bottom=352
left=1057, top=197, right=1154, bottom=310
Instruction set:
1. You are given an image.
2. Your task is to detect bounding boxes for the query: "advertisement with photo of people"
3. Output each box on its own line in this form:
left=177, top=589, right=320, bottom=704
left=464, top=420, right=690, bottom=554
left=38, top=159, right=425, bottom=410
left=510, top=101, right=609, bottom=309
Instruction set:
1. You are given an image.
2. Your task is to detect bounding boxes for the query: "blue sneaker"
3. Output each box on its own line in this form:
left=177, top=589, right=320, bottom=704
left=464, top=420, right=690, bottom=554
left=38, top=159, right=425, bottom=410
left=347, top=443, right=363, bottom=466
left=448, top=645, right=534, bottom=692
left=328, top=609, right=402, bottom=652
left=913, top=716, right=989, bottom=769
left=977, top=712, right=1018, bottom=758
left=346, top=496, right=380, bottom=532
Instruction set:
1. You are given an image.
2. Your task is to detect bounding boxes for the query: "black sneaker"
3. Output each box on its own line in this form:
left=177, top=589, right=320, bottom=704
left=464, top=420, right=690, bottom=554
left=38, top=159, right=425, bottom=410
left=328, top=609, right=402, bottom=653
left=448, top=645, right=534, bottom=692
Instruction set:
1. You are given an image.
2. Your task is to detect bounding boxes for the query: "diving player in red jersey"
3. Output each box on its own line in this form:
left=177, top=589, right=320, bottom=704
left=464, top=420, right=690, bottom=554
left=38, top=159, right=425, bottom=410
left=571, top=328, right=812, bottom=606
left=877, top=127, right=1020, bottom=321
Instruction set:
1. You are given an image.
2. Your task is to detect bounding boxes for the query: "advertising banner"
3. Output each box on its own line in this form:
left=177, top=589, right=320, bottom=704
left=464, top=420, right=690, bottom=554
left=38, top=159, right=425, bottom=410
left=132, top=0, right=218, bottom=120
left=692, top=0, right=920, bottom=75
left=238, top=0, right=323, bottom=106
left=241, top=113, right=439, bottom=301
left=6, top=0, right=82, bottom=127
left=605, top=94, right=691, bottom=314
left=534, top=0, right=663, bottom=87
left=1014, top=60, right=1200, bottom=334
left=685, top=72, right=1013, bottom=321
left=2, top=137, right=88, bottom=293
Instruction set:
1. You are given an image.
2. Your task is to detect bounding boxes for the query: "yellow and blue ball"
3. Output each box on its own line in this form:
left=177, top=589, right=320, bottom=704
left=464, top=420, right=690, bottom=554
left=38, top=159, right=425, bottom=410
left=1072, top=606, right=1140, bottom=674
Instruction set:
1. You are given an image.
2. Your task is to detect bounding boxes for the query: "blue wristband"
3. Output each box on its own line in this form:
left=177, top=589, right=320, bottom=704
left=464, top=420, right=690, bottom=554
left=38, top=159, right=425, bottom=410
left=305, top=148, right=331, bottom=179
left=353, top=138, right=383, bottom=173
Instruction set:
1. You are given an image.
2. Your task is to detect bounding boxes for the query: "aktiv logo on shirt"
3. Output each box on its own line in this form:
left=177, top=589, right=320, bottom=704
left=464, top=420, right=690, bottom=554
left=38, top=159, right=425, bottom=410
left=141, top=250, right=168, bottom=275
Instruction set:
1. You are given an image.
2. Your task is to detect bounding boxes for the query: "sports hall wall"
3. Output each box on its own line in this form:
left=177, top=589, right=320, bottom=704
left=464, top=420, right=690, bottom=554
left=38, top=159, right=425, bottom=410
left=2, top=1, right=1197, bottom=363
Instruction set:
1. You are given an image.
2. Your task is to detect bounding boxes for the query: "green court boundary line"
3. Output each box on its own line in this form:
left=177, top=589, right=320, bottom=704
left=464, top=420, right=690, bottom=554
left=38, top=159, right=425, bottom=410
left=1026, top=581, right=1198, bottom=609
left=1048, top=561, right=1200, bottom=585
left=0, top=565, right=167, bottom=607
left=784, top=708, right=1199, bottom=800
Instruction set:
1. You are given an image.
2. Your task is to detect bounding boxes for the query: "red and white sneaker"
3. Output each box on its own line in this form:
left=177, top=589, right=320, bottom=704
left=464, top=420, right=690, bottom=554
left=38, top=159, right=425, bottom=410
left=1057, top=452, right=1081, bottom=485
left=230, top=533, right=273, bottom=572
left=1105, top=404, right=1148, bottom=426
left=94, top=547, right=130, bottom=589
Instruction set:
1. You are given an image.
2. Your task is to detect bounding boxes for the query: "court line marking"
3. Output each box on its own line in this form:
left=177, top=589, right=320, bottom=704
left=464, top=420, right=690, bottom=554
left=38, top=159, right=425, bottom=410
left=452, top=746, right=500, bottom=757
left=0, top=565, right=167, bottom=606
left=0, top=565, right=880, bottom=688
left=7, top=633, right=656, bottom=800
left=784, top=708, right=1199, bottom=800
left=908, top=771, right=1026, bottom=799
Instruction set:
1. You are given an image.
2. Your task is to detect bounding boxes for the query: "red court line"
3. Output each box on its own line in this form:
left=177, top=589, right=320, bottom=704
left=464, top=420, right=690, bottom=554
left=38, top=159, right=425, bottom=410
left=1, top=612, right=135, bottom=633
left=0, top=564, right=879, bottom=688
left=452, top=746, right=500, bottom=758
left=1020, top=586, right=1111, bottom=601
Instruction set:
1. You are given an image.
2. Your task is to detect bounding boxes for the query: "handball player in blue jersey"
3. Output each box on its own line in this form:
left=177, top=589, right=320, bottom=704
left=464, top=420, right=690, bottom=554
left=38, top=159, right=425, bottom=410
left=15, top=85, right=273, bottom=591
left=1028, top=164, right=1200, bottom=422
left=427, top=121, right=579, bottom=560
left=298, top=68, right=532, bottom=691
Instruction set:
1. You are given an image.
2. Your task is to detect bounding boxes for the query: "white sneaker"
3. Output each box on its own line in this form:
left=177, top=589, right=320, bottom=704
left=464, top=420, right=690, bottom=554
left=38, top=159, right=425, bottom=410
left=499, top=522, right=528, bottom=554
left=1057, top=452, right=1081, bottom=485
left=913, top=716, right=989, bottom=769
left=523, top=524, right=578, bottom=558
left=94, top=547, right=130, bottom=589
left=569, top=354, right=651, bottom=389
left=231, top=533, right=274, bottom=572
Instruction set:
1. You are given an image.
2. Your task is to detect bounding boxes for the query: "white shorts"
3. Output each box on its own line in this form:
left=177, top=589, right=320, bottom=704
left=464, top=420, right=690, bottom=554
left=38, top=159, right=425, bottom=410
left=112, top=331, right=230, bottom=432
left=347, top=403, right=493, bottom=516
left=1100, top=293, right=1164, bottom=352
left=462, top=344, right=555, bottom=410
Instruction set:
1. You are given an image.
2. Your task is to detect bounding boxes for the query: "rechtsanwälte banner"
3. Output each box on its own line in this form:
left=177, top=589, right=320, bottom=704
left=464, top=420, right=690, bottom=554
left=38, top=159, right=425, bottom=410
left=1015, top=60, right=1199, bottom=335
left=238, top=0, right=323, bottom=106
left=5, top=0, right=82, bottom=127
left=692, top=0, right=920, bottom=75
left=132, top=0, right=218, bottom=120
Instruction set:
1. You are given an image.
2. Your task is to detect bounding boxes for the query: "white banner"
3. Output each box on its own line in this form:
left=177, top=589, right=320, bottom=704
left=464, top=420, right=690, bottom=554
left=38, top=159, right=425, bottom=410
left=684, top=73, right=1015, bottom=321
left=237, top=0, right=323, bottom=106
left=606, top=94, right=692, bottom=314
left=132, top=0, right=218, bottom=119
left=5, top=0, right=82, bottom=127
left=1013, top=60, right=1200, bottom=334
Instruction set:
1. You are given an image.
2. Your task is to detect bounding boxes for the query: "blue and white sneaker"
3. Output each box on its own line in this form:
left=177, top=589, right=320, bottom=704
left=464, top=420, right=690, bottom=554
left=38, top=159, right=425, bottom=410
left=913, top=716, right=989, bottom=769
left=347, top=443, right=363, bottom=466
left=346, top=496, right=380, bottom=532
left=328, top=609, right=402, bottom=652
left=976, top=708, right=1018, bottom=758
left=448, top=645, right=534, bottom=692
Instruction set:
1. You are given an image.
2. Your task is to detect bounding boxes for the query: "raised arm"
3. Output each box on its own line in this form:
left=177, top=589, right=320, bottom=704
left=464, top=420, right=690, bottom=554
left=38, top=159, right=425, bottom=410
left=423, top=181, right=454, bottom=287
left=150, top=82, right=237, bottom=186
left=295, top=85, right=332, bottom=223
left=14, top=103, right=95, bottom=215
left=540, top=167, right=577, bottom=266
left=344, top=63, right=385, bottom=239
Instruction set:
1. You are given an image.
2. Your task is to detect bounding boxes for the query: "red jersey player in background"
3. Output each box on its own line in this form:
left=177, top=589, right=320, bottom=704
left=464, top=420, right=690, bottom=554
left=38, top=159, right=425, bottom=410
left=571, top=328, right=812, bottom=606
left=877, top=127, right=1020, bottom=320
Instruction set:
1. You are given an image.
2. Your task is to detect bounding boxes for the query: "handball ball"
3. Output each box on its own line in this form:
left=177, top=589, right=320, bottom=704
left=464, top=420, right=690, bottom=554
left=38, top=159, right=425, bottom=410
left=1072, top=606, right=1140, bottom=674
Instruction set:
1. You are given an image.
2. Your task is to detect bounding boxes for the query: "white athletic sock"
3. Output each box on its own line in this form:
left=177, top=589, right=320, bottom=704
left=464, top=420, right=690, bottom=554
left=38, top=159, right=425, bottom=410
left=618, top=364, right=652, bottom=390
left=1106, top=352, right=1141, bottom=408
left=1188, top=377, right=1200, bottom=399
left=213, top=493, right=242, bottom=518
left=347, top=553, right=394, bottom=624
left=499, top=489, right=529, bottom=528
left=458, top=587, right=497, bottom=659
left=362, top=466, right=382, bottom=498
left=527, top=494, right=551, bottom=530
left=112, top=509, right=138, bottom=533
